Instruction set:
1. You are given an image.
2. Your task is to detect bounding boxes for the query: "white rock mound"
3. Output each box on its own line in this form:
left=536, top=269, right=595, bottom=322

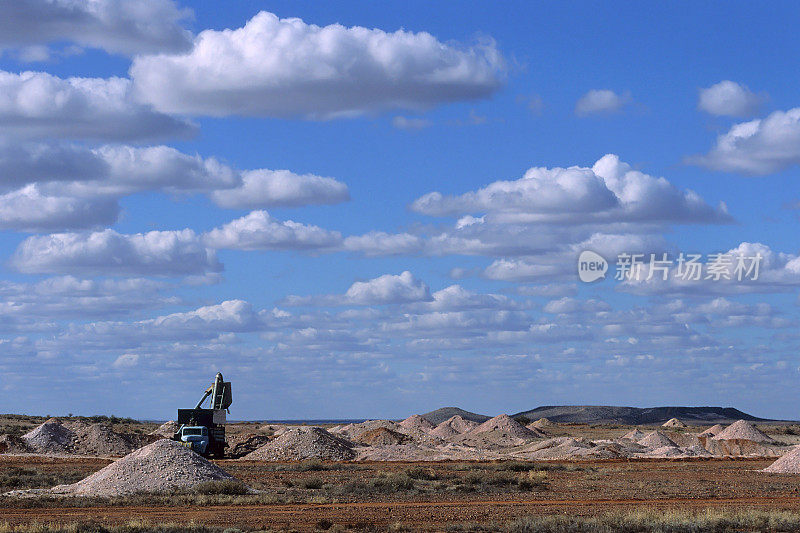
left=244, top=427, right=355, bottom=461
left=763, top=446, right=800, bottom=473
left=698, top=424, right=725, bottom=437
left=713, top=420, right=773, bottom=443
left=638, top=430, right=677, bottom=448
left=399, top=414, right=435, bottom=433
left=52, top=439, right=237, bottom=496
left=23, top=418, right=75, bottom=454
left=431, top=415, right=478, bottom=438
left=662, top=418, right=686, bottom=428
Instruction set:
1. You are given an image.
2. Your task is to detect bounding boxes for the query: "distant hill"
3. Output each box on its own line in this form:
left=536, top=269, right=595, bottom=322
left=511, top=406, right=774, bottom=425
left=421, top=407, right=491, bottom=425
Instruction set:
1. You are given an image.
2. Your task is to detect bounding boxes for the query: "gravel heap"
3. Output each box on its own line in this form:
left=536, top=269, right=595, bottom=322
left=698, top=424, right=726, bottom=437
left=399, top=415, right=435, bottom=433
left=225, top=433, right=273, bottom=459
left=453, top=414, right=543, bottom=448
left=357, top=427, right=409, bottom=446
left=528, top=417, right=557, bottom=429
left=473, top=414, right=541, bottom=439
left=621, top=429, right=645, bottom=441
left=638, top=430, right=677, bottom=448
left=713, top=420, right=773, bottom=443
left=244, top=427, right=355, bottom=461
left=763, top=446, right=800, bottom=473
left=70, top=423, right=145, bottom=456
left=662, top=418, right=686, bottom=428
left=52, top=439, right=237, bottom=496
left=22, top=418, right=75, bottom=454
left=0, top=434, right=32, bottom=454
left=150, top=421, right=179, bottom=437
left=431, top=415, right=478, bottom=439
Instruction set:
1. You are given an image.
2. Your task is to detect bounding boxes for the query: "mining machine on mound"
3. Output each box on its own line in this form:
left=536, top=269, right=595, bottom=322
left=171, top=372, right=232, bottom=457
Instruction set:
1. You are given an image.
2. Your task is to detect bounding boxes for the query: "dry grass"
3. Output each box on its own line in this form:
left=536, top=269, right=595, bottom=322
left=449, top=509, right=800, bottom=532
left=0, top=467, right=86, bottom=493
left=4, top=509, right=800, bottom=532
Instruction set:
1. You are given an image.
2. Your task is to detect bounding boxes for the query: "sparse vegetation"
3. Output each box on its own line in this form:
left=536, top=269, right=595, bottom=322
left=0, top=467, right=86, bottom=492
left=449, top=509, right=800, bottom=532
left=192, top=480, right=250, bottom=495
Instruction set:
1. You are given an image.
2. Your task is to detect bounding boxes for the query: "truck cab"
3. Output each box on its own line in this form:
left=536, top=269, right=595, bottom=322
left=177, top=426, right=209, bottom=455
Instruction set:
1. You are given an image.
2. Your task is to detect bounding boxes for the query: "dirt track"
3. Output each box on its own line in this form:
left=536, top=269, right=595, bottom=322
left=4, top=495, right=800, bottom=531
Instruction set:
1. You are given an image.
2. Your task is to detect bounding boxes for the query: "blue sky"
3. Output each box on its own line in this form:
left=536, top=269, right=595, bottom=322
left=1, top=1, right=800, bottom=420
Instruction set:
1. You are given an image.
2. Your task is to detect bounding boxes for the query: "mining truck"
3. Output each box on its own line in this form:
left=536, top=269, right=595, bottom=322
left=172, top=372, right=232, bottom=458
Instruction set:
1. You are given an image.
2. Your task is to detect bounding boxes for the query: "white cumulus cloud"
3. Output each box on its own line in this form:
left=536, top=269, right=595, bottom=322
left=0, top=184, right=119, bottom=231
left=284, top=271, right=432, bottom=306
left=0, top=0, right=193, bottom=56
left=688, top=108, right=800, bottom=175
left=211, top=169, right=349, bottom=209
left=10, top=228, right=221, bottom=277
left=698, top=80, right=762, bottom=117
left=203, top=210, right=342, bottom=251
left=574, top=89, right=631, bottom=116
left=411, top=154, right=731, bottom=225
left=130, top=11, right=505, bottom=119
left=0, top=71, right=195, bottom=141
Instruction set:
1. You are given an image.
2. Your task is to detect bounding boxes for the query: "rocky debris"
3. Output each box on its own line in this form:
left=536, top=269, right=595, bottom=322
left=227, top=433, right=273, bottom=459
left=763, top=446, right=800, bottom=473
left=528, top=417, right=557, bottom=430
left=517, top=437, right=593, bottom=460
left=244, top=427, right=355, bottom=461
left=150, top=421, right=178, bottom=437
left=69, top=422, right=146, bottom=457
left=662, top=418, right=686, bottom=428
left=399, top=414, right=435, bottom=433
left=0, top=434, right=32, bottom=454
left=357, top=427, right=409, bottom=446
left=621, top=429, right=645, bottom=441
left=702, top=437, right=782, bottom=457
left=698, top=424, right=726, bottom=437
left=334, top=420, right=402, bottom=441
left=473, top=414, right=541, bottom=439
left=713, top=420, right=774, bottom=443
left=52, top=439, right=237, bottom=496
left=22, top=418, right=75, bottom=454
left=452, top=414, right=543, bottom=449
left=430, top=415, right=478, bottom=439
left=638, top=430, right=678, bottom=448
left=667, top=432, right=703, bottom=448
